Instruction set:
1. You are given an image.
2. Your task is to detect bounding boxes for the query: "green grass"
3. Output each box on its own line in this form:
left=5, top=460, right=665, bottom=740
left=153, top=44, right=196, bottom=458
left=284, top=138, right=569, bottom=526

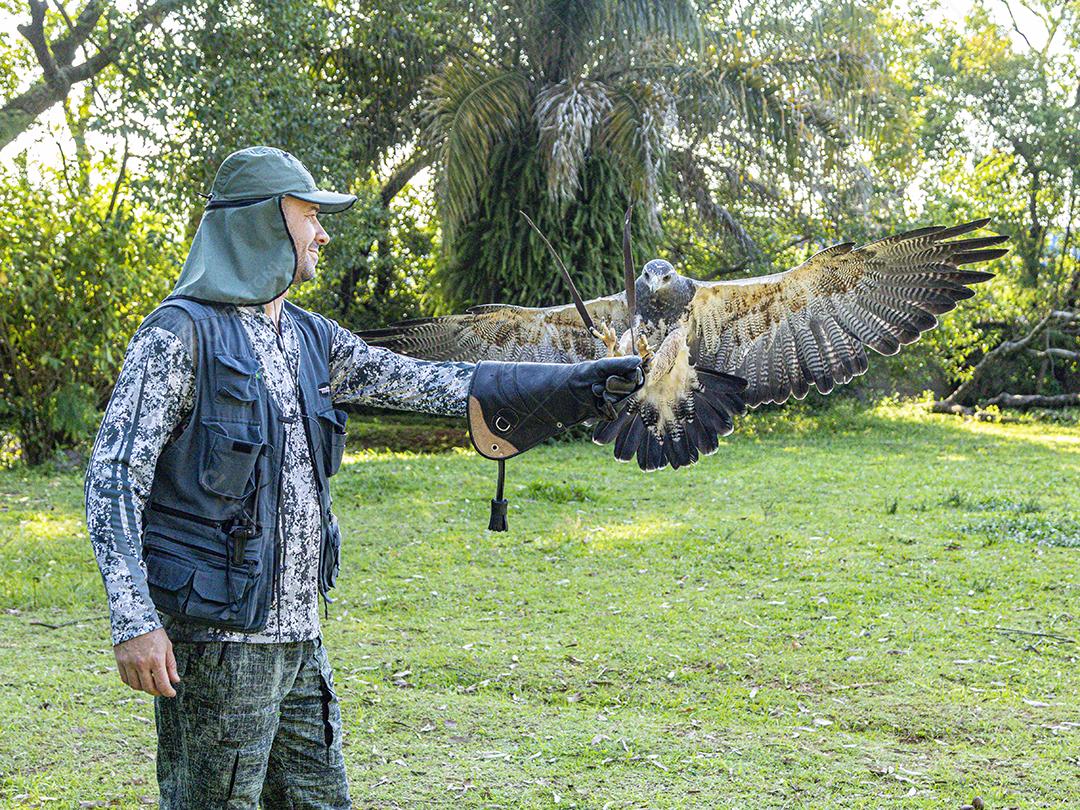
left=1, top=401, right=1079, bottom=808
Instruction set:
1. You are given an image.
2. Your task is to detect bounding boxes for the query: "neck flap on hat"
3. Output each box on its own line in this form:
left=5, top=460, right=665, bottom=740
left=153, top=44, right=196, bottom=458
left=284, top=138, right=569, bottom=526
left=170, top=196, right=297, bottom=306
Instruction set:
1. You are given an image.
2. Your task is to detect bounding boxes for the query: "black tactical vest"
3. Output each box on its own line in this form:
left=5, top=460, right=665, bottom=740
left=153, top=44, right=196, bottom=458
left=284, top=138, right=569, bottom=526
left=141, top=298, right=347, bottom=633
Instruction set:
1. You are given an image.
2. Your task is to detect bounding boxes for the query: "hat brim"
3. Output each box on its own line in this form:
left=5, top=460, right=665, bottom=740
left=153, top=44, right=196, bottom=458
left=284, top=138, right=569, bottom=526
left=286, top=189, right=357, bottom=214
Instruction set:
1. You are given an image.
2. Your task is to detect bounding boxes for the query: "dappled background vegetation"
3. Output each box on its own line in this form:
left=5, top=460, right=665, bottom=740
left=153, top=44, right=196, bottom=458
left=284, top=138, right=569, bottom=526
left=1, top=0, right=1078, bottom=463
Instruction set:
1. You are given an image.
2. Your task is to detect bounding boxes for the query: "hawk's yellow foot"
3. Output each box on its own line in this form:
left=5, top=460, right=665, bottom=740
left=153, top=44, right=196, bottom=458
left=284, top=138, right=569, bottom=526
left=592, top=324, right=620, bottom=356
left=636, top=334, right=655, bottom=364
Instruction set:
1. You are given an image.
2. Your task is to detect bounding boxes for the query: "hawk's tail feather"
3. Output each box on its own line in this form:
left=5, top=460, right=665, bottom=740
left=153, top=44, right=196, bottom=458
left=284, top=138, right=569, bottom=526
left=591, top=401, right=636, bottom=445
left=696, top=368, right=749, bottom=418
left=686, top=395, right=719, bottom=456
left=613, top=415, right=647, bottom=462
left=637, top=431, right=666, bottom=471
left=664, top=427, right=697, bottom=470
left=594, top=365, right=745, bottom=471
left=694, top=389, right=736, bottom=437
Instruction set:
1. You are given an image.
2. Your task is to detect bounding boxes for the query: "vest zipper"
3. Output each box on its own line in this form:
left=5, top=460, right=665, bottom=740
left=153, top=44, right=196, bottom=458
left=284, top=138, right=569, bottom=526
left=148, top=502, right=225, bottom=529
left=144, top=532, right=228, bottom=560
left=295, top=366, right=330, bottom=615
left=274, top=325, right=291, bottom=643
left=278, top=321, right=332, bottom=619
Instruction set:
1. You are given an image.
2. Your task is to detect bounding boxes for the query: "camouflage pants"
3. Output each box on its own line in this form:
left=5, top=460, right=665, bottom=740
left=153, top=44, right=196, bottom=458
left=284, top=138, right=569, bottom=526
left=154, top=638, right=350, bottom=808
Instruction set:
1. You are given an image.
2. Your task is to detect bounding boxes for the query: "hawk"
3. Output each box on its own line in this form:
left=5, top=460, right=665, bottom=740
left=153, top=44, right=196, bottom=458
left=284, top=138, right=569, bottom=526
left=359, top=219, right=1007, bottom=471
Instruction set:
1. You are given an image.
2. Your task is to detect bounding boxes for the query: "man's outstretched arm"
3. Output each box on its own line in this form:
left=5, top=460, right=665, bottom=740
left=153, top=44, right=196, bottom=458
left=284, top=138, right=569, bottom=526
left=84, top=313, right=195, bottom=696
left=327, top=319, right=474, bottom=414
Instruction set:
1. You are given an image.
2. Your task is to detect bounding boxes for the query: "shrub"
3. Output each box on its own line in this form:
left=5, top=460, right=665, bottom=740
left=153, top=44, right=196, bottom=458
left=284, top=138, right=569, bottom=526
left=0, top=157, right=182, bottom=464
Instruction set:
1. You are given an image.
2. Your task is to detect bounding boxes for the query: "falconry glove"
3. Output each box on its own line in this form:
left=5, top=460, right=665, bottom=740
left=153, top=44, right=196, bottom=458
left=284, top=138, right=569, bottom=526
left=467, top=357, right=644, bottom=531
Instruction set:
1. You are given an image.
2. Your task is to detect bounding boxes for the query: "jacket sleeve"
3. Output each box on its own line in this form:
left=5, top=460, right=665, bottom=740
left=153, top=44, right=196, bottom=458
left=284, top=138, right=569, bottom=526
left=327, top=319, right=473, bottom=416
left=84, top=316, right=196, bottom=645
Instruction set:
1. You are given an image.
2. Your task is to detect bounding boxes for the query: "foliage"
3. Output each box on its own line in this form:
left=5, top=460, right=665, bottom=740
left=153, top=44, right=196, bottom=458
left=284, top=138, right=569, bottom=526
left=104, top=0, right=471, bottom=328
left=1, top=406, right=1077, bottom=803
left=0, top=153, right=181, bottom=464
left=894, top=0, right=1080, bottom=400
left=290, top=183, right=442, bottom=330
left=1, top=0, right=1079, bottom=464
left=0, top=0, right=198, bottom=151
left=437, top=140, right=651, bottom=306
left=423, top=0, right=888, bottom=308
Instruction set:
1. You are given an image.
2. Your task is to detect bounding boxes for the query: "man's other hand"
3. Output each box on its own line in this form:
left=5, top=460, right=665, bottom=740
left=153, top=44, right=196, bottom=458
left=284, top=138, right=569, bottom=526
left=114, top=628, right=180, bottom=698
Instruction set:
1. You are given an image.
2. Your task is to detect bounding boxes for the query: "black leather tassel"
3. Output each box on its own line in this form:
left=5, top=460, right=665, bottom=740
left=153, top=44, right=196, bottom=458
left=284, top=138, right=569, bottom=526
left=488, top=459, right=508, bottom=532
left=488, top=497, right=508, bottom=531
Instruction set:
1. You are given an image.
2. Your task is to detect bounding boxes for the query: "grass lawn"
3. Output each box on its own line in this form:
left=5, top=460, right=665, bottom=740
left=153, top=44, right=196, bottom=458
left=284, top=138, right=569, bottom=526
left=1, top=401, right=1078, bottom=808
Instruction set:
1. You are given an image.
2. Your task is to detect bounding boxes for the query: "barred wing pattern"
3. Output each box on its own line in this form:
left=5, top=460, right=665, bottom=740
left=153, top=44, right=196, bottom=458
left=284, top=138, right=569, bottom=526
left=359, top=292, right=748, bottom=471
left=358, top=294, right=629, bottom=362
left=688, top=219, right=1006, bottom=407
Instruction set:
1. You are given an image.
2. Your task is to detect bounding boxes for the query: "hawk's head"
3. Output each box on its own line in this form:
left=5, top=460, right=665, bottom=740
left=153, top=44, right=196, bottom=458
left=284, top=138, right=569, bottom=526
left=636, top=259, right=694, bottom=323
left=640, top=259, right=677, bottom=292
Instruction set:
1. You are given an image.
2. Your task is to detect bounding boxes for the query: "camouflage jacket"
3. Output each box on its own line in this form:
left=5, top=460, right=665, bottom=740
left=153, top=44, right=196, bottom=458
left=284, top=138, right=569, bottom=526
left=85, top=303, right=473, bottom=645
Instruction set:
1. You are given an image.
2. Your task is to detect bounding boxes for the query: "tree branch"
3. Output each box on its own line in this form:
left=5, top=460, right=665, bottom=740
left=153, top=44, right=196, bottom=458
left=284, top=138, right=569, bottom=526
left=17, top=1, right=66, bottom=91
left=1029, top=347, right=1080, bottom=361
left=380, top=150, right=434, bottom=207
left=50, top=0, right=106, bottom=66
left=1, top=0, right=189, bottom=151
left=984, top=392, right=1080, bottom=409
left=104, top=137, right=128, bottom=222
left=1001, top=0, right=1037, bottom=53
left=934, top=310, right=1079, bottom=410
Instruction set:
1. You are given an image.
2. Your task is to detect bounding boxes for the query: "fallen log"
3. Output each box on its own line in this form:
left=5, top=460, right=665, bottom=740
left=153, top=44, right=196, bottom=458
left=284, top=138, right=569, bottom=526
left=932, top=309, right=1078, bottom=415
left=983, top=392, right=1080, bottom=409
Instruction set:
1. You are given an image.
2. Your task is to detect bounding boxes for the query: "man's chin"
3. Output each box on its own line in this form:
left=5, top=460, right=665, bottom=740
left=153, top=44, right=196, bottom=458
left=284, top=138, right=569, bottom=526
left=294, top=263, right=317, bottom=285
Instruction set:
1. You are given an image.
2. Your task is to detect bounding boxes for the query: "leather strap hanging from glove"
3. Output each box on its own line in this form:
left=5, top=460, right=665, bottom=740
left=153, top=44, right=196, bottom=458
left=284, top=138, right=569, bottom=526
left=467, top=356, right=644, bottom=531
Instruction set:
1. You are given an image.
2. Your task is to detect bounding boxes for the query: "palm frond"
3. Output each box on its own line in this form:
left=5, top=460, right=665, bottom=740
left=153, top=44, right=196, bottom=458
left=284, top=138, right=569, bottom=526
left=604, top=0, right=704, bottom=52
left=423, top=60, right=531, bottom=234
left=598, top=80, right=677, bottom=228
left=535, top=78, right=612, bottom=200
left=513, top=0, right=703, bottom=80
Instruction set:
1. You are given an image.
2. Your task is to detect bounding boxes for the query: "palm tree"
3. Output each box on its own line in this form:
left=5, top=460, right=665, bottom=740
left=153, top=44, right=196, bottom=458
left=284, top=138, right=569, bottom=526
left=422, top=0, right=881, bottom=308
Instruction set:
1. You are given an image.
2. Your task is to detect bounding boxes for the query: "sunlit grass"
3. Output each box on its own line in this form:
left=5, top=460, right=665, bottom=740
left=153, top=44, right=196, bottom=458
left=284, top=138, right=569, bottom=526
left=1, top=402, right=1077, bottom=807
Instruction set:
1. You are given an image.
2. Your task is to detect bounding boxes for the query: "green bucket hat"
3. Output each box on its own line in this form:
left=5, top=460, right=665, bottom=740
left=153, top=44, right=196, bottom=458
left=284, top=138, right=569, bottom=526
left=170, top=146, right=357, bottom=306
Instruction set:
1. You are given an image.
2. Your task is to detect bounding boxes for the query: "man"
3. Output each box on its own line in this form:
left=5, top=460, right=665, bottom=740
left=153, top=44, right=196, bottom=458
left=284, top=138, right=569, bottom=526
left=85, top=146, right=641, bottom=807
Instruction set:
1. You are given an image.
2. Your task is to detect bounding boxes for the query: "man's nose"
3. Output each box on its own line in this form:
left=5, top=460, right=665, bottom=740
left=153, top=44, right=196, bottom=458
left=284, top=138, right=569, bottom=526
left=315, top=220, right=330, bottom=245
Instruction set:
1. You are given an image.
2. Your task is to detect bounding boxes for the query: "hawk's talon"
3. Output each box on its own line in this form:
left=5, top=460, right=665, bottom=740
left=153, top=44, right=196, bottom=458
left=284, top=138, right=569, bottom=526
left=591, top=324, right=620, bottom=356
left=636, top=334, right=654, bottom=363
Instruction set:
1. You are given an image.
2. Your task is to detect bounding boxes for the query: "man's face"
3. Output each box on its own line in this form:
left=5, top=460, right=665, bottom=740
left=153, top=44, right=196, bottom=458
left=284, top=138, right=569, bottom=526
left=282, top=196, right=330, bottom=284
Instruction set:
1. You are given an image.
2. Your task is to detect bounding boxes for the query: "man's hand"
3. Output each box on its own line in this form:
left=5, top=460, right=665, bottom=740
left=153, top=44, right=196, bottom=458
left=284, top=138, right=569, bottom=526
left=114, top=627, right=180, bottom=698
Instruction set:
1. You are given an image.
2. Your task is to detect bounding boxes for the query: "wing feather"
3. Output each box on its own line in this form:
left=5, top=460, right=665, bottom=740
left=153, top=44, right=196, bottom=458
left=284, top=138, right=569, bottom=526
left=357, top=293, right=630, bottom=363
left=689, top=220, right=1006, bottom=406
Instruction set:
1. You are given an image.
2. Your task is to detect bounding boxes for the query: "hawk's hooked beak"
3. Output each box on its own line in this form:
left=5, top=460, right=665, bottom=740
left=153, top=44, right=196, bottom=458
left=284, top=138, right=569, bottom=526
left=641, top=260, right=677, bottom=294
left=645, top=272, right=673, bottom=293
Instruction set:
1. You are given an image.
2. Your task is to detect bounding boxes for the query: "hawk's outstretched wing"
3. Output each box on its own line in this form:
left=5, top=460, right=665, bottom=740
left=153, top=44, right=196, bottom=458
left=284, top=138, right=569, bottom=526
left=358, top=294, right=629, bottom=362
left=359, top=218, right=1004, bottom=473
left=358, top=292, right=748, bottom=471
left=688, top=219, right=1006, bottom=407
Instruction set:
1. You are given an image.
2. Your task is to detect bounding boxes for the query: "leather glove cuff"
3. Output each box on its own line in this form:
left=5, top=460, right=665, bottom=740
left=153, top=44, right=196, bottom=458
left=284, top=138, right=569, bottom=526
left=467, top=357, right=643, bottom=460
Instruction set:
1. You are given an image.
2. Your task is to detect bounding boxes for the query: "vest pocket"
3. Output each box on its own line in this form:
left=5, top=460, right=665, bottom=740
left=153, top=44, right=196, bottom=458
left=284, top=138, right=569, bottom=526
left=200, top=420, right=263, bottom=499
left=145, top=550, right=196, bottom=616
left=214, top=352, right=259, bottom=403
left=190, top=568, right=255, bottom=610
left=143, top=532, right=262, bottom=630
left=316, top=406, right=348, bottom=477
